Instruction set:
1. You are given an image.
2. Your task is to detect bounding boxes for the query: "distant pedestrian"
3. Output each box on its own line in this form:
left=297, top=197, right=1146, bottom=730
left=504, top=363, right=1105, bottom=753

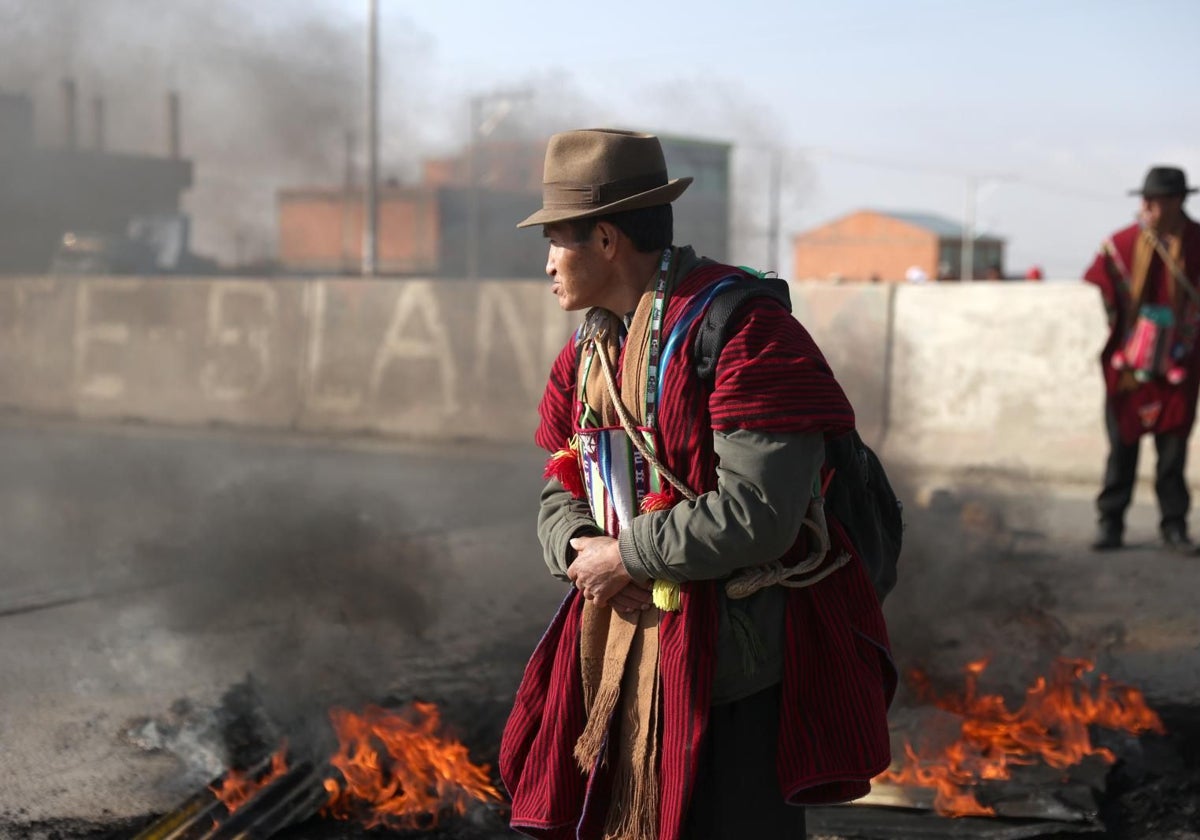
left=1025, top=265, right=1045, bottom=281
left=1084, top=166, right=1200, bottom=554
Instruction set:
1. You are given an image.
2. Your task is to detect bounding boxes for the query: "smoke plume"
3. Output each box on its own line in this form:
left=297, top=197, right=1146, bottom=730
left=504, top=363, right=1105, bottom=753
left=0, top=0, right=435, bottom=265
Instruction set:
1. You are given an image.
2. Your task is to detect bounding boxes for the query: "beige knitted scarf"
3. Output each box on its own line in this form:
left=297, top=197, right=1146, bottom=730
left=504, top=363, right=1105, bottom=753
left=573, top=261, right=674, bottom=840
left=1128, top=227, right=1184, bottom=310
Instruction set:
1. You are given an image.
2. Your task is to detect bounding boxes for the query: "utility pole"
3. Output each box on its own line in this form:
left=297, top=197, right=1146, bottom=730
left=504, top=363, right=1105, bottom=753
left=342, top=130, right=357, bottom=272
left=166, top=90, right=181, bottom=159
left=362, top=0, right=380, bottom=276
left=961, top=175, right=976, bottom=281
left=767, top=147, right=782, bottom=270
left=91, top=95, right=105, bottom=152
left=465, top=94, right=482, bottom=282
left=62, top=78, right=77, bottom=150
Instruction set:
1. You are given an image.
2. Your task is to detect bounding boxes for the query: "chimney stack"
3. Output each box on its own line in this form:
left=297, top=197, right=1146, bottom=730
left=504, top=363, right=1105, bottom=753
left=344, top=130, right=356, bottom=192
left=167, top=90, right=181, bottom=158
left=62, top=78, right=77, bottom=150
left=0, top=93, right=34, bottom=152
left=92, top=96, right=105, bottom=152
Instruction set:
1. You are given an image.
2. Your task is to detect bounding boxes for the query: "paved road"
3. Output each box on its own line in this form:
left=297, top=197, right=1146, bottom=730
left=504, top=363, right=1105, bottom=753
left=1, top=418, right=1198, bottom=834
left=887, top=468, right=1200, bottom=709
left=0, top=418, right=562, bottom=830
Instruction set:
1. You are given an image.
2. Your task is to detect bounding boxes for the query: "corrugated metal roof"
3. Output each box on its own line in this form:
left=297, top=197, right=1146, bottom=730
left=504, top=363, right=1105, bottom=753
left=874, top=209, right=1003, bottom=242
left=876, top=210, right=963, bottom=237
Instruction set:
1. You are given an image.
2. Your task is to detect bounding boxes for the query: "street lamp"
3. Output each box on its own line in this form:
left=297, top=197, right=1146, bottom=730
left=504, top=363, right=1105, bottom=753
left=961, top=175, right=1011, bottom=281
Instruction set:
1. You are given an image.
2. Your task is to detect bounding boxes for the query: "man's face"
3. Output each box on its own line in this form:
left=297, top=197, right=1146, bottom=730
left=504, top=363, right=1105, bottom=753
left=1142, top=195, right=1185, bottom=231
left=543, top=222, right=611, bottom=311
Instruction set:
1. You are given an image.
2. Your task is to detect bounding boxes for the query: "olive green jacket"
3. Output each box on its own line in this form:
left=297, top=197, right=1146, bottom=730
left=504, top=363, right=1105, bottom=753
left=537, top=428, right=823, bottom=705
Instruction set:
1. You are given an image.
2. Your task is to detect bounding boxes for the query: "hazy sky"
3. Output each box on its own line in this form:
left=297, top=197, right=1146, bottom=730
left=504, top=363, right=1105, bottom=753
left=4, top=0, right=1197, bottom=276
left=376, top=0, right=1200, bottom=278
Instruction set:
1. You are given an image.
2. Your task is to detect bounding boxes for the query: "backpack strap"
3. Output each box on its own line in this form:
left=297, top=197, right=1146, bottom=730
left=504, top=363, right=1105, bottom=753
left=693, top=275, right=792, bottom=380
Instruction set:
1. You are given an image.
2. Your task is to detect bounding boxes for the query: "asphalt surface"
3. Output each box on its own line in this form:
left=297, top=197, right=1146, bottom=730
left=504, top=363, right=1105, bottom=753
left=0, top=417, right=561, bottom=834
left=1, top=417, right=1198, bottom=838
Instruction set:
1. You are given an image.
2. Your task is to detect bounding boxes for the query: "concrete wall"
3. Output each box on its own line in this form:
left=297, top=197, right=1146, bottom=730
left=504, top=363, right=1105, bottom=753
left=0, top=276, right=573, bottom=442
left=789, top=282, right=893, bottom=446
left=0, top=274, right=1154, bottom=482
left=886, top=283, right=1109, bottom=480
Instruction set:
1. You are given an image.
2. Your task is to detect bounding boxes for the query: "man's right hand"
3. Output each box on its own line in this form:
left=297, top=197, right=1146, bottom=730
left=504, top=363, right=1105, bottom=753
left=567, top=535, right=655, bottom=614
left=607, top=581, right=655, bottom=615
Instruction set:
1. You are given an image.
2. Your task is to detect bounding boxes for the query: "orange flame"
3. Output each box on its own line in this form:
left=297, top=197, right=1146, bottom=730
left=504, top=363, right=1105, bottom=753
left=879, top=657, right=1164, bottom=817
left=209, top=742, right=289, bottom=814
left=321, top=701, right=501, bottom=830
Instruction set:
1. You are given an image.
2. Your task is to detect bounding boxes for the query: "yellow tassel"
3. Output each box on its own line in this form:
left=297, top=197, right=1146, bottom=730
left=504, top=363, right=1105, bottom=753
left=652, top=580, right=681, bottom=612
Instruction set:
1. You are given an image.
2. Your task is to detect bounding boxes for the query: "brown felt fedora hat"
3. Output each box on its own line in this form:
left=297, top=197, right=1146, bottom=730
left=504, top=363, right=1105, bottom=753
left=516, top=129, right=692, bottom=228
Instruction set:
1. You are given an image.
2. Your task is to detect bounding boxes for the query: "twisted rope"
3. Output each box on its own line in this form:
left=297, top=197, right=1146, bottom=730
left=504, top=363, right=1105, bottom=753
left=1147, top=231, right=1200, bottom=307
left=589, top=337, right=839, bottom=598
left=590, top=336, right=697, bottom=502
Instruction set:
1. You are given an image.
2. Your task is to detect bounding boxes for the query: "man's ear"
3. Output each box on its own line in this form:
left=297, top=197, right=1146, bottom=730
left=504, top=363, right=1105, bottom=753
left=594, top=221, right=619, bottom=258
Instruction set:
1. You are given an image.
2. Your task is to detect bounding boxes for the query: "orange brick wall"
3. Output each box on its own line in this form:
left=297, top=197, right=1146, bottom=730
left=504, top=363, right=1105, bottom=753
left=376, top=194, right=439, bottom=271
left=278, top=189, right=440, bottom=274
left=422, top=158, right=460, bottom=187
left=792, top=211, right=939, bottom=283
left=278, top=194, right=355, bottom=271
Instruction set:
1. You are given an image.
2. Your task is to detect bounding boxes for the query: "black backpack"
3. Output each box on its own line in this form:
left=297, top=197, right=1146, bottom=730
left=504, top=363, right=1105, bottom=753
left=692, top=271, right=903, bottom=602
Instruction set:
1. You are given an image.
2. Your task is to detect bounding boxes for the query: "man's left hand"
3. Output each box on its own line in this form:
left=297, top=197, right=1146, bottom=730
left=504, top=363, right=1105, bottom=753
left=568, top=535, right=641, bottom=610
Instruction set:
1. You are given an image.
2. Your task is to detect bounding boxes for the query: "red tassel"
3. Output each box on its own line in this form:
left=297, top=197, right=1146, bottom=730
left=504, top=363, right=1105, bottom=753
left=821, top=467, right=836, bottom=496
left=544, top=445, right=586, bottom=500
left=640, top=486, right=676, bottom=513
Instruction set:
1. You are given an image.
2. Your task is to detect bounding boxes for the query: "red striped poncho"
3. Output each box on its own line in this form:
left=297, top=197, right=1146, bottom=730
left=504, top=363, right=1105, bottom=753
left=501, top=260, right=896, bottom=840
left=1084, top=218, right=1200, bottom=443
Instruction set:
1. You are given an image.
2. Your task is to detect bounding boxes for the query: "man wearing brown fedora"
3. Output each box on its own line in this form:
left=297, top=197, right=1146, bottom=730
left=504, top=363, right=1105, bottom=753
left=499, top=129, right=895, bottom=840
left=1085, top=166, right=1200, bottom=554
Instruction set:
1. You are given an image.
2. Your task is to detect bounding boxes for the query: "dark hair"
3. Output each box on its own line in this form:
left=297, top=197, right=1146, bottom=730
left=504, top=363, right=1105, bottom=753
left=567, top=203, right=674, bottom=253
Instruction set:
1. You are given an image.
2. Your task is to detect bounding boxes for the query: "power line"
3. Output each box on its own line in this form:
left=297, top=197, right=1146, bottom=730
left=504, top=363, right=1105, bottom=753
left=1002, top=176, right=1118, bottom=205
left=805, top=147, right=1008, bottom=181
left=808, top=147, right=1118, bottom=204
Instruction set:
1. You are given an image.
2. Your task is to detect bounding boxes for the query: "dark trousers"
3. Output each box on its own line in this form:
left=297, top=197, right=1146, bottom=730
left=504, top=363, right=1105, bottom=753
left=1098, top=407, right=1190, bottom=533
left=684, top=685, right=807, bottom=839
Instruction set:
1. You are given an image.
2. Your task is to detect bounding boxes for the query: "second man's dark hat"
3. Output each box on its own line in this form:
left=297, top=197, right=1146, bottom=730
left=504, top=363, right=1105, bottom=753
left=1131, top=166, right=1196, bottom=198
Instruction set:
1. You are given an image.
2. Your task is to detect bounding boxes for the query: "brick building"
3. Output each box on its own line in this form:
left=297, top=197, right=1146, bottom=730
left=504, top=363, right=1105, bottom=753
left=0, top=89, right=194, bottom=274
left=277, top=133, right=731, bottom=278
left=792, top=209, right=1005, bottom=283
